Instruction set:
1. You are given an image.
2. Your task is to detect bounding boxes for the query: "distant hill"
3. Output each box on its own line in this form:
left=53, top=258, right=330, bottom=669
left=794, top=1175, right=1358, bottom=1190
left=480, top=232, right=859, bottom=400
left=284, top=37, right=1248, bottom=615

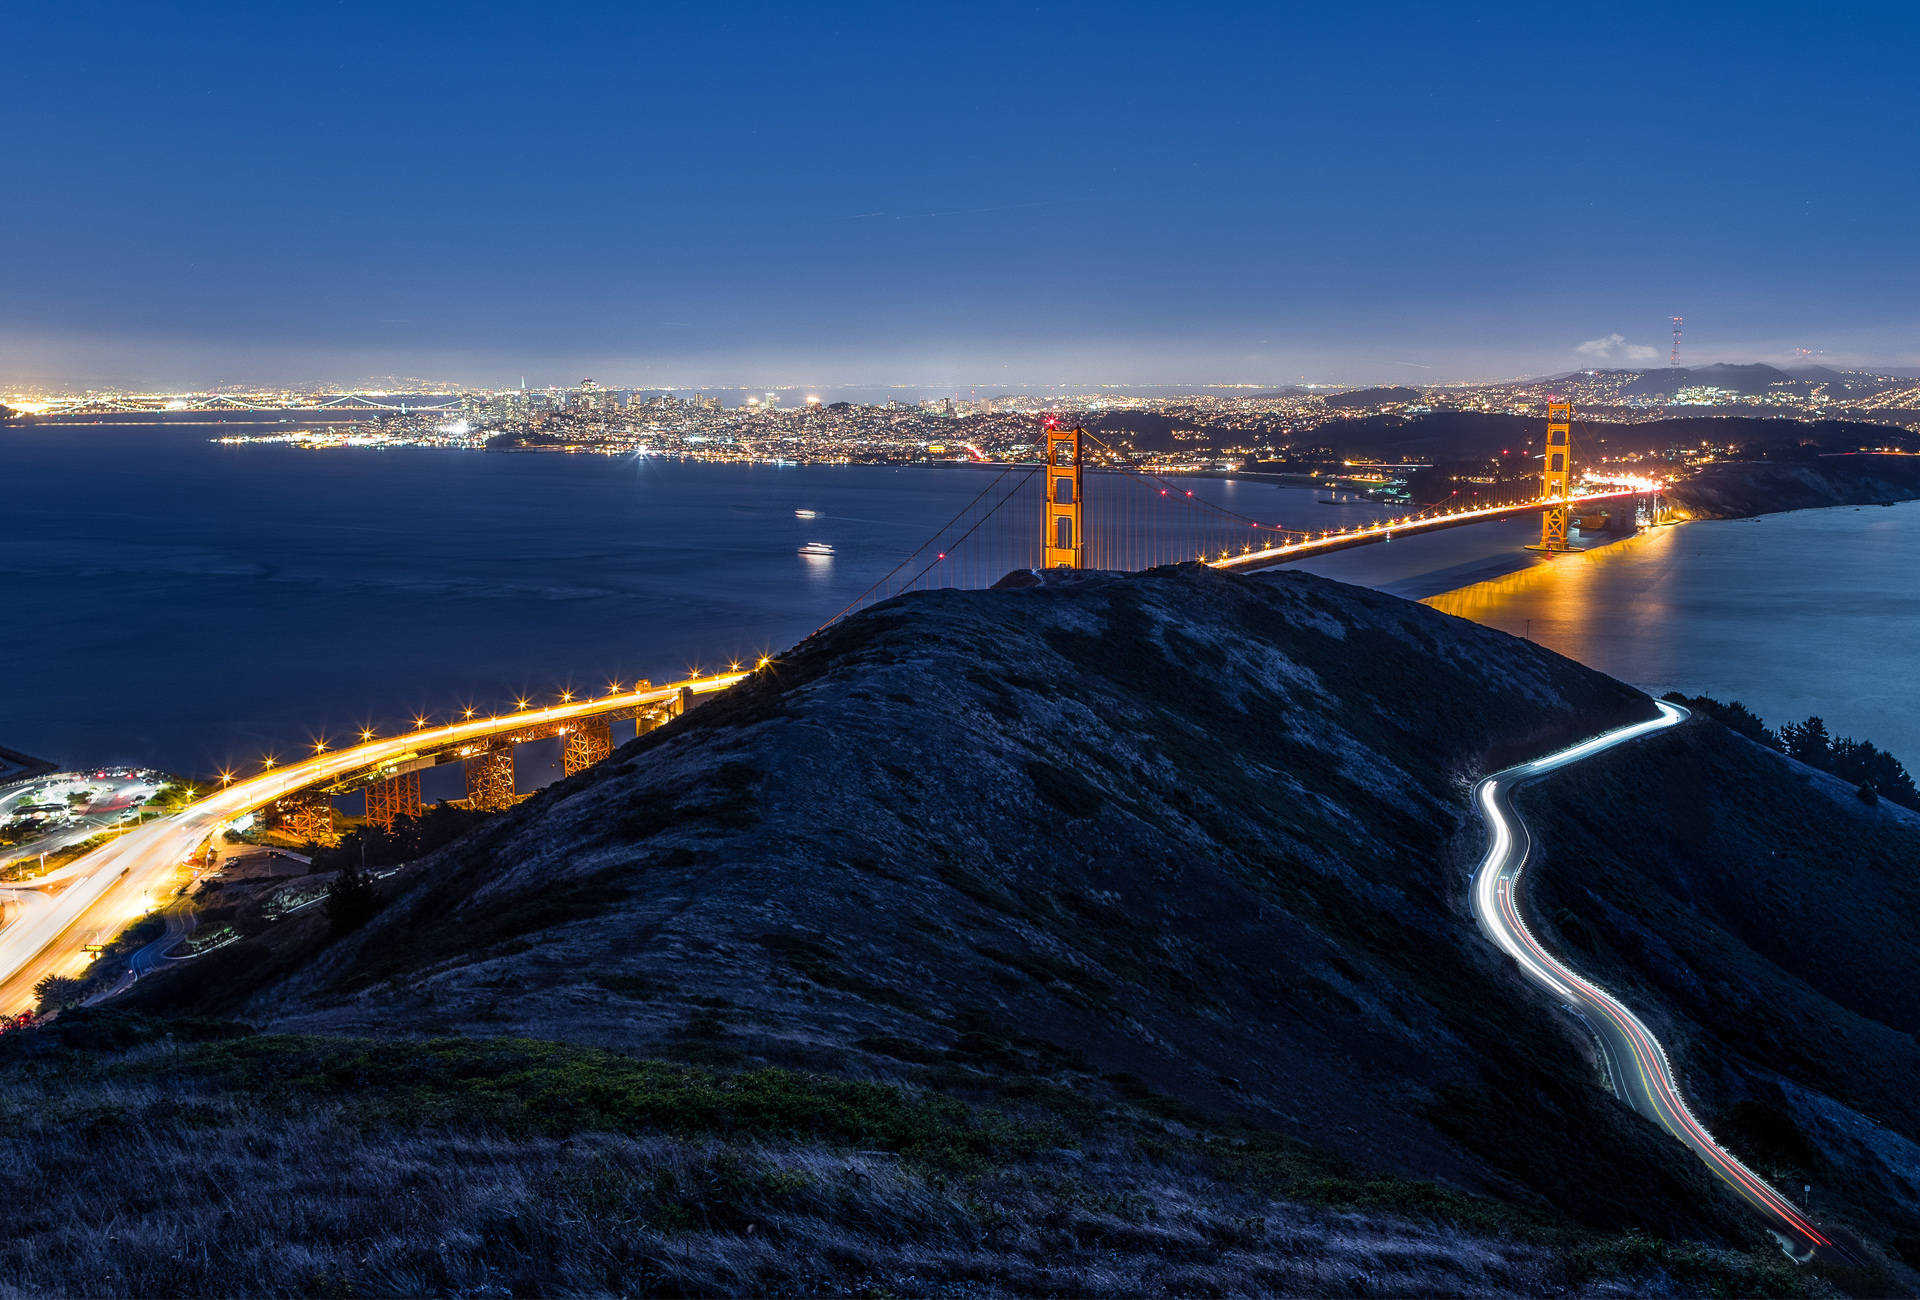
left=1321, top=385, right=1424, bottom=409
left=1623, top=363, right=1796, bottom=397
left=1303, top=411, right=1917, bottom=463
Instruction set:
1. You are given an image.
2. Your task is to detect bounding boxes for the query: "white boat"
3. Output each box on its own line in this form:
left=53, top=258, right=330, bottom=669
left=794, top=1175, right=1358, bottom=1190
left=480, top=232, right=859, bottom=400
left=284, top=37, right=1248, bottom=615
left=798, top=542, right=834, bottom=557
left=794, top=508, right=818, bottom=519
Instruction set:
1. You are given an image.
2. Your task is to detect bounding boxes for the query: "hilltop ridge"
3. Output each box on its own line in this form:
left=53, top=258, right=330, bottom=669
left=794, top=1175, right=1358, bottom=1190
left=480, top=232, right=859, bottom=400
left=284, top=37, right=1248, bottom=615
left=33, top=564, right=1920, bottom=1294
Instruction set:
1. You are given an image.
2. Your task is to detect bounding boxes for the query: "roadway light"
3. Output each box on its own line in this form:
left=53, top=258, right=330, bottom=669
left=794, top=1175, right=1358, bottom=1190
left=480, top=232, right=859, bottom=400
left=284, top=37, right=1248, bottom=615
left=607, top=680, right=622, bottom=695
left=463, top=706, right=476, bottom=719
left=314, top=740, right=328, bottom=754
left=414, top=716, right=427, bottom=729
left=728, top=660, right=741, bottom=671
left=218, top=770, right=234, bottom=786
left=360, top=728, right=375, bottom=743
left=514, top=697, right=529, bottom=710
left=262, top=756, right=277, bottom=770
left=559, top=689, right=574, bottom=703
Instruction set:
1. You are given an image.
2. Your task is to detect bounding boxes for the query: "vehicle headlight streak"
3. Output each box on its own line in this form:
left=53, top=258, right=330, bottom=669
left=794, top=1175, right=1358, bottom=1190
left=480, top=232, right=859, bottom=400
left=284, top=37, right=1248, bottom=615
left=1470, top=700, right=1831, bottom=1252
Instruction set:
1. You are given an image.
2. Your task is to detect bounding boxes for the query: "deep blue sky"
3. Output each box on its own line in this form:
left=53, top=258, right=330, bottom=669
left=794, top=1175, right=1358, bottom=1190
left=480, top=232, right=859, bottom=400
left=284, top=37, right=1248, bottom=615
left=6, top=1, right=1917, bottom=390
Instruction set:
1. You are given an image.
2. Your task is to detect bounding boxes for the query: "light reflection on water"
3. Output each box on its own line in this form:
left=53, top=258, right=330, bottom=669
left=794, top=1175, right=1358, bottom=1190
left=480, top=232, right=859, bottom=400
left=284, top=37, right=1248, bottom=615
left=1419, top=502, right=1920, bottom=760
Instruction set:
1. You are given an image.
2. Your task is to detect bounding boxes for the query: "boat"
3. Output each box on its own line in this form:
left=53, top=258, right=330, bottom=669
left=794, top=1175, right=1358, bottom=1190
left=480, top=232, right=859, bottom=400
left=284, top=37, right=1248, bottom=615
left=798, top=542, right=834, bottom=557
left=794, top=509, right=817, bottom=518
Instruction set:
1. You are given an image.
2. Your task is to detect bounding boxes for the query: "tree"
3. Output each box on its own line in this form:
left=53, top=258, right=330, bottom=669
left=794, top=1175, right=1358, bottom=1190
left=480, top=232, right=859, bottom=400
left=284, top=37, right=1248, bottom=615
left=33, top=975, right=85, bottom=1013
left=1779, top=716, right=1832, bottom=767
left=1663, top=694, right=1780, bottom=750
left=324, top=858, right=380, bottom=937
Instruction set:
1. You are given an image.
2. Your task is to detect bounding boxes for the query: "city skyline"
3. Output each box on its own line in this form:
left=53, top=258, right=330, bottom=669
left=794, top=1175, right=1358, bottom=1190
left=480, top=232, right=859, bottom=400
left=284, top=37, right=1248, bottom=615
left=9, top=1, right=1920, bottom=389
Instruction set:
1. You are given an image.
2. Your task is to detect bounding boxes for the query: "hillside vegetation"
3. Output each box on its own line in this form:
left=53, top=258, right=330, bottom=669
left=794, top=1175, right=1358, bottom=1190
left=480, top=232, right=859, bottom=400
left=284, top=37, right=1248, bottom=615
left=21, top=565, right=1910, bottom=1293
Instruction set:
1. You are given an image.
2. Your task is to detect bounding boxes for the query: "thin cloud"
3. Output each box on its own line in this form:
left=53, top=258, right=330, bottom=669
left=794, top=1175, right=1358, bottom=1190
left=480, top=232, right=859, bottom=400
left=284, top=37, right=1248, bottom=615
left=1575, top=333, right=1659, bottom=363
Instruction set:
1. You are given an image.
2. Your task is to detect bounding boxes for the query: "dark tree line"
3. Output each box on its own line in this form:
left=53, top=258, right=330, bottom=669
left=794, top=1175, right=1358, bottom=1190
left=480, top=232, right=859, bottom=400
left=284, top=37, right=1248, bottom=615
left=314, top=803, right=496, bottom=936
left=1666, top=694, right=1920, bottom=810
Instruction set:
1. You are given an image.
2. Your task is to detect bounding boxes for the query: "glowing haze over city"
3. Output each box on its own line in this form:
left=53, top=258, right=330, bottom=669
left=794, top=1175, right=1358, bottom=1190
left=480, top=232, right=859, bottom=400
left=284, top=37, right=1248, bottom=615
left=8, top=2, right=1920, bottom=394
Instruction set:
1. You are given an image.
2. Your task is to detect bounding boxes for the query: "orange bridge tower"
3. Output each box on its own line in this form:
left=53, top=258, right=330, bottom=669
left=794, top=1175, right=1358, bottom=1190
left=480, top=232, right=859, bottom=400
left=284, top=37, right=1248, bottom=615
left=1532, top=400, right=1577, bottom=552
left=1043, top=421, right=1083, bottom=568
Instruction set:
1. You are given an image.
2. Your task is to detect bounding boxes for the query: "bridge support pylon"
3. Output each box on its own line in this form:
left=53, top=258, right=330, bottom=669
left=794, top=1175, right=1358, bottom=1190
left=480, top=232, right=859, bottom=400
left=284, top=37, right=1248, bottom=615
left=365, top=770, right=422, bottom=830
left=1042, top=421, right=1083, bottom=568
left=271, top=789, right=336, bottom=845
left=562, top=717, right=614, bottom=776
left=1527, top=400, right=1579, bottom=553
left=465, top=746, right=516, bottom=811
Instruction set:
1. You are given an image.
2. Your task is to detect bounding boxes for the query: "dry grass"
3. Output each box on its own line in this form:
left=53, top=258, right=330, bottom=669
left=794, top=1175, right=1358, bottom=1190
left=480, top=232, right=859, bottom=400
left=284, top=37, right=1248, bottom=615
left=0, top=1031, right=1833, bottom=1299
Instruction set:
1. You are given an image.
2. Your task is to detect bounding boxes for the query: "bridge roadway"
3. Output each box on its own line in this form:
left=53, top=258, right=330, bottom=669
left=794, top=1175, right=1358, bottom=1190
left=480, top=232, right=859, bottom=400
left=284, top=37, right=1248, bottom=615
left=1208, top=487, right=1646, bottom=572
left=0, top=672, right=747, bottom=1016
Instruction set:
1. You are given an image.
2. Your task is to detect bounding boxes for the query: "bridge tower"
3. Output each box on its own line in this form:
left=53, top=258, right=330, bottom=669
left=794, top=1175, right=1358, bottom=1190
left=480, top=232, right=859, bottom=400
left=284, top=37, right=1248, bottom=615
left=1042, top=421, right=1083, bottom=568
left=1531, top=401, right=1577, bottom=552
left=364, top=770, right=422, bottom=830
left=562, top=717, right=614, bottom=776
left=465, top=746, right=516, bottom=811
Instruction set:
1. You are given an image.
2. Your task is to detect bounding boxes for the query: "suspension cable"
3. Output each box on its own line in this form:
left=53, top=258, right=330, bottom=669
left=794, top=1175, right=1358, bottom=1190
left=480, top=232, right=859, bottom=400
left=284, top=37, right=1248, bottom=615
left=1079, top=429, right=1317, bottom=542
left=815, top=463, right=1035, bottom=632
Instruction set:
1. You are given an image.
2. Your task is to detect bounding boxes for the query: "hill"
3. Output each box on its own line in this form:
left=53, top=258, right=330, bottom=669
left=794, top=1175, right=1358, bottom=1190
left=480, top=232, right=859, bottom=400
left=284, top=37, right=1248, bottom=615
left=1667, top=455, right=1920, bottom=518
left=1322, top=385, right=1425, bottom=409
left=1520, top=719, right=1920, bottom=1268
left=1305, top=411, right=1916, bottom=465
left=12, top=566, right=1915, bottom=1293
left=1623, top=363, right=1797, bottom=397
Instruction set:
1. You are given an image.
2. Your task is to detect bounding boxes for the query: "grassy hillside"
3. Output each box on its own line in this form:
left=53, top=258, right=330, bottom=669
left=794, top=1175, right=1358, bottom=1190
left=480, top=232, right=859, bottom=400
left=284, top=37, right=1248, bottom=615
left=20, top=564, right=1901, bottom=1292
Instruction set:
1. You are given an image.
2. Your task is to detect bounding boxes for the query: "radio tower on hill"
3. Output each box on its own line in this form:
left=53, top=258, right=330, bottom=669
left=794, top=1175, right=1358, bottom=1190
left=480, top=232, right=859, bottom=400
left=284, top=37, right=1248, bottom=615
left=1670, top=316, right=1684, bottom=368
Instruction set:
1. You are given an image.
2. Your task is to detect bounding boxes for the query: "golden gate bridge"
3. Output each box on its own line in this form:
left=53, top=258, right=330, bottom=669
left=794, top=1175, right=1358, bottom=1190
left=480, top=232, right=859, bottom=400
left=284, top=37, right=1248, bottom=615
left=822, top=402, right=1663, bottom=627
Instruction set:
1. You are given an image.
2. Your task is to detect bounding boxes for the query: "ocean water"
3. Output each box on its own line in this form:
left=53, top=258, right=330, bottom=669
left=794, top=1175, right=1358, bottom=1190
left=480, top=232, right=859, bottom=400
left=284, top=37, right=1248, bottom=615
left=0, top=424, right=1387, bottom=777
left=1420, top=502, right=1920, bottom=762
left=4, top=422, right=1915, bottom=779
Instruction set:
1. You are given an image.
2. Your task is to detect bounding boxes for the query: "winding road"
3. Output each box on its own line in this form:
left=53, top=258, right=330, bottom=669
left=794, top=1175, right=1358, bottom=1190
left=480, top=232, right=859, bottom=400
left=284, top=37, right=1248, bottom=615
left=1469, top=700, right=1832, bottom=1257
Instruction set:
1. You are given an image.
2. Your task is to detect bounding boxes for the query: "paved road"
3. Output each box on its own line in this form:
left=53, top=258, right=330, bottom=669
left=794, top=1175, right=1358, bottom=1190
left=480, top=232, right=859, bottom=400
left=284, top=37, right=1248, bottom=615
left=1469, top=700, right=1833, bottom=1257
left=0, top=672, right=747, bottom=1014
left=129, top=902, right=196, bottom=978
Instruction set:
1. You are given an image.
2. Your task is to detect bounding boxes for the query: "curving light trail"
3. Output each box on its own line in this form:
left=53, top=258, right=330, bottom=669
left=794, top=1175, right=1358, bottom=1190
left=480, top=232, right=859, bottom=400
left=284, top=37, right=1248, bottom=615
left=1469, top=700, right=1830, bottom=1253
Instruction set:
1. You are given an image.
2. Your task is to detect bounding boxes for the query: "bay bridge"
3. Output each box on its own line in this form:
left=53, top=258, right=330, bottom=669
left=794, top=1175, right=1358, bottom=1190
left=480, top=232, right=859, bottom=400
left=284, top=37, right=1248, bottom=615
left=28, top=393, right=461, bottom=417
left=0, top=401, right=1660, bottom=1012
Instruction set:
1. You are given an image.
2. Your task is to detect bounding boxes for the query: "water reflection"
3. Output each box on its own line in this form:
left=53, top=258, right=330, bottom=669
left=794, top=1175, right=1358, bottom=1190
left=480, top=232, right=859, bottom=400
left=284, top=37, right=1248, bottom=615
left=1421, top=504, right=1920, bottom=760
